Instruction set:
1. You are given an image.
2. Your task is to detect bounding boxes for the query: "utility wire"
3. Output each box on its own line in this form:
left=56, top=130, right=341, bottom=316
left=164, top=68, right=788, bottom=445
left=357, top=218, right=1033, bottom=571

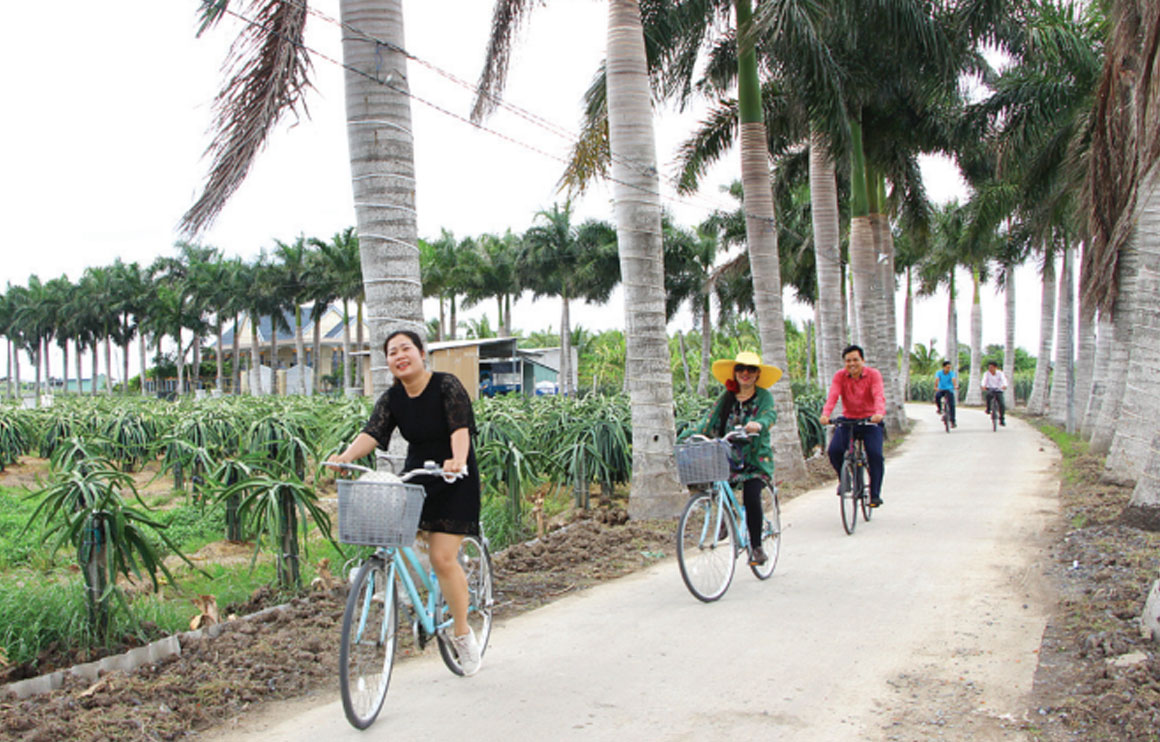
left=211, top=1, right=763, bottom=226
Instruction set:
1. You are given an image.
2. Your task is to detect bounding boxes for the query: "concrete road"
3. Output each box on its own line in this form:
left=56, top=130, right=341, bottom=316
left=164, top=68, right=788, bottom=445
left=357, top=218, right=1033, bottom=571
left=204, top=404, right=1060, bottom=741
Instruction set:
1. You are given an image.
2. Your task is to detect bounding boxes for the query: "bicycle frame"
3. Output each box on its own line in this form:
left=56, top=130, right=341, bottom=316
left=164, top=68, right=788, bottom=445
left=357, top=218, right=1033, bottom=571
left=695, top=480, right=751, bottom=552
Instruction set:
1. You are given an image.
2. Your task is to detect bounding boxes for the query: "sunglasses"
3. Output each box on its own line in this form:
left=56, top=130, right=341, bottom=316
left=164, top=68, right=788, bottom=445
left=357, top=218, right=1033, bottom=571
left=735, top=364, right=760, bottom=374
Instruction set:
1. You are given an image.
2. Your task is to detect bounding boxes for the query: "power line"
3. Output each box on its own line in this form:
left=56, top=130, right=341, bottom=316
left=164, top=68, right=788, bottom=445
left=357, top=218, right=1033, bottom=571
left=211, top=1, right=760, bottom=226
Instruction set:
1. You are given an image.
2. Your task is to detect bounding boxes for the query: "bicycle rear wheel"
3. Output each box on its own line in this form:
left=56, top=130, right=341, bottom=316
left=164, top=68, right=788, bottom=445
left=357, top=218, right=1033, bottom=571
left=339, top=558, right=398, bottom=730
left=859, top=465, right=874, bottom=522
left=839, top=460, right=858, bottom=535
left=749, top=482, right=781, bottom=580
left=436, top=535, right=495, bottom=675
left=677, top=491, right=737, bottom=602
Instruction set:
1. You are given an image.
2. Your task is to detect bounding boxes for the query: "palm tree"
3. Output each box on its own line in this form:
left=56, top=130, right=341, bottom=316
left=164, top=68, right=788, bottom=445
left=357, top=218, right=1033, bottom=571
left=187, top=0, right=423, bottom=397
left=1081, top=0, right=1160, bottom=523
left=474, top=0, right=686, bottom=516
left=273, top=235, right=313, bottom=395
left=521, top=203, right=621, bottom=396
left=419, top=229, right=471, bottom=341
left=662, top=216, right=727, bottom=395
left=304, top=244, right=339, bottom=394
left=461, top=231, right=523, bottom=337
left=312, top=227, right=363, bottom=394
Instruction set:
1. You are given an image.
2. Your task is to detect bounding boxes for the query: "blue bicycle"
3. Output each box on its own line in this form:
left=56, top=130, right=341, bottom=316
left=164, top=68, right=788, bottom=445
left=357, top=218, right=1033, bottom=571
left=325, top=461, right=494, bottom=729
left=674, top=431, right=781, bottom=602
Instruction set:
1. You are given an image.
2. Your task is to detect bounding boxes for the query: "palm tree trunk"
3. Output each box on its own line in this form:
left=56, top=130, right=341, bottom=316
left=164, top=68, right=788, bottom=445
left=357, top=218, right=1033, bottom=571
left=873, top=212, right=905, bottom=430
left=676, top=330, right=692, bottom=392
left=804, top=321, right=813, bottom=387
left=295, top=308, right=306, bottom=395
left=191, top=333, right=201, bottom=392
left=174, top=329, right=184, bottom=397
left=1048, top=245, right=1074, bottom=427
left=560, top=294, right=571, bottom=396
left=216, top=321, right=225, bottom=393
left=91, top=341, right=99, bottom=397
left=1105, top=167, right=1160, bottom=482
left=1074, top=302, right=1096, bottom=431
left=965, top=269, right=983, bottom=406
left=105, top=337, right=114, bottom=394
left=809, top=131, right=843, bottom=380
left=606, top=0, right=683, bottom=517
left=250, top=313, right=263, bottom=395
left=312, top=306, right=323, bottom=394
left=42, top=337, right=52, bottom=398
left=356, top=300, right=365, bottom=391
left=1004, top=266, right=1017, bottom=410
left=1082, top=313, right=1112, bottom=438
left=698, top=298, right=711, bottom=395
left=270, top=321, right=280, bottom=394
left=139, top=334, right=148, bottom=396
left=1122, top=429, right=1160, bottom=530
left=342, top=299, right=353, bottom=393
left=449, top=296, right=457, bottom=341
left=61, top=342, right=69, bottom=395
left=13, top=345, right=21, bottom=400
left=946, top=272, right=958, bottom=370
left=340, top=0, right=424, bottom=396
left=231, top=313, right=241, bottom=395
left=33, top=342, right=42, bottom=406
left=76, top=339, right=85, bottom=395
left=1027, top=251, right=1055, bottom=416
left=734, top=0, right=806, bottom=479
left=901, top=268, right=913, bottom=400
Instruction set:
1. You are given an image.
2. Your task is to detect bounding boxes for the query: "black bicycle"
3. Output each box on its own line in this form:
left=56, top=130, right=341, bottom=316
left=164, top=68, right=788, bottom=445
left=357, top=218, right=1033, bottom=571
left=830, top=417, right=877, bottom=535
left=935, top=390, right=952, bottom=432
left=985, top=389, right=1003, bottom=431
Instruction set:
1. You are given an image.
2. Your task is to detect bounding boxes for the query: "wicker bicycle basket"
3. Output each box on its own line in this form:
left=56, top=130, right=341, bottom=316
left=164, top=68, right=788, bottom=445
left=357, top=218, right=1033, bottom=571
left=336, top=477, right=427, bottom=547
left=674, top=440, right=732, bottom=485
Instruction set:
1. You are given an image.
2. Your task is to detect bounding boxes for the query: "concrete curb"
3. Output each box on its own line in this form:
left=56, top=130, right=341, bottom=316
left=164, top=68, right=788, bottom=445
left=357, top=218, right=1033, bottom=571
left=2, top=603, right=291, bottom=700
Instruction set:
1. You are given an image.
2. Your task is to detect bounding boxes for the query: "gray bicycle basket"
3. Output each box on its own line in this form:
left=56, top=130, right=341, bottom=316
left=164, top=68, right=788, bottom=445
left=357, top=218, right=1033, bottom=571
left=337, top=477, right=427, bottom=547
left=674, top=440, right=732, bottom=485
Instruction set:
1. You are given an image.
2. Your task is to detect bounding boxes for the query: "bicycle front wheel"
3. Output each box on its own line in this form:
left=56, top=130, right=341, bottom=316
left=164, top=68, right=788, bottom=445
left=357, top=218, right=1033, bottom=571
left=436, top=535, right=495, bottom=675
left=340, top=558, right=398, bottom=730
left=749, top=482, right=781, bottom=580
left=992, top=406, right=998, bottom=432
left=677, top=492, right=737, bottom=602
left=839, top=460, right=858, bottom=535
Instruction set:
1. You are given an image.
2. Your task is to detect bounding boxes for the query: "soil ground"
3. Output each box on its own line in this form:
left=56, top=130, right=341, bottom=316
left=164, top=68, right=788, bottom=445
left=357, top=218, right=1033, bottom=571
left=1, top=421, right=1157, bottom=741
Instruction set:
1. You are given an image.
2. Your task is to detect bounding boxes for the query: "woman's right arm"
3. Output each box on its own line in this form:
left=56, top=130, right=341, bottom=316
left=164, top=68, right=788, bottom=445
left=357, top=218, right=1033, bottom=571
left=328, top=433, right=379, bottom=464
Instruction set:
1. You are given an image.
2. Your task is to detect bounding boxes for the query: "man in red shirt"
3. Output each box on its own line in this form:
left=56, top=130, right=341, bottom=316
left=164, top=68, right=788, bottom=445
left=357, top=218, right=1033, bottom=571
left=819, top=345, right=887, bottom=506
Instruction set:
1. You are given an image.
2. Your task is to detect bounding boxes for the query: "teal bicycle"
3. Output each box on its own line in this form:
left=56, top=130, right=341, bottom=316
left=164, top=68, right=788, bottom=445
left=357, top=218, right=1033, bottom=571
left=325, top=461, right=494, bottom=729
left=674, top=431, right=781, bottom=602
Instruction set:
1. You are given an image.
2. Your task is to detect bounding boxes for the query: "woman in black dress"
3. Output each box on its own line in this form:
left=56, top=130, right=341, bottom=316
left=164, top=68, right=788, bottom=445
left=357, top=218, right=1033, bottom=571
left=328, top=330, right=482, bottom=675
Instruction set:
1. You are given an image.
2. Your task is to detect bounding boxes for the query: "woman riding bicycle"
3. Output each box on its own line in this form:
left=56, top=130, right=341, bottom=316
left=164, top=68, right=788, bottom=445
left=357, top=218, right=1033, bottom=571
left=687, top=351, right=782, bottom=566
left=328, top=329, right=483, bottom=675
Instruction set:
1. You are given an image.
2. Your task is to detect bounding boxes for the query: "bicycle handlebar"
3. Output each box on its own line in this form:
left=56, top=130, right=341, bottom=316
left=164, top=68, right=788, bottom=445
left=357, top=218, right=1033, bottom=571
left=323, top=460, right=468, bottom=483
left=828, top=417, right=877, bottom=426
left=683, top=428, right=750, bottom=444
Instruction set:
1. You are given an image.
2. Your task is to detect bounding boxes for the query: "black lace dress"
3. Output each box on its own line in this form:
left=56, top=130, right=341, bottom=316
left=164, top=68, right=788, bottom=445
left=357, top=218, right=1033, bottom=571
left=362, top=372, right=481, bottom=536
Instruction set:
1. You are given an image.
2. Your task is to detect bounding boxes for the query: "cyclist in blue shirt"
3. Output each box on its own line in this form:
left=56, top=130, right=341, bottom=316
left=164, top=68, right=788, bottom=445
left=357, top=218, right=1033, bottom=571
left=934, top=360, right=958, bottom=428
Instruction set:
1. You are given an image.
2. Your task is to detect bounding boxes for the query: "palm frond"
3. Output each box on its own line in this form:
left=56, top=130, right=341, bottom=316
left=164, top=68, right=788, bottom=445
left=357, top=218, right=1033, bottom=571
left=181, top=0, right=312, bottom=236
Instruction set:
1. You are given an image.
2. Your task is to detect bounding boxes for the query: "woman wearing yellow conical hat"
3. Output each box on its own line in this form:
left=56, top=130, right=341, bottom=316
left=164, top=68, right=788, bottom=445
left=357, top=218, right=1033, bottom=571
left=689, top=350, right=782, bottom=566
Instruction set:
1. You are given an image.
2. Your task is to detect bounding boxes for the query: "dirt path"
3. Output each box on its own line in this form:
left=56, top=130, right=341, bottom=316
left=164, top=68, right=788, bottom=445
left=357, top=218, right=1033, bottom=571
left=201, top=405, right=1059, bottom=741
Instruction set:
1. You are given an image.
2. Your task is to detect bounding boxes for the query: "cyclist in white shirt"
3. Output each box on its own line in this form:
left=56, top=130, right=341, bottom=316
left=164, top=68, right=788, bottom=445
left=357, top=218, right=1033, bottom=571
left=980, top=361, right=1008, bottom=426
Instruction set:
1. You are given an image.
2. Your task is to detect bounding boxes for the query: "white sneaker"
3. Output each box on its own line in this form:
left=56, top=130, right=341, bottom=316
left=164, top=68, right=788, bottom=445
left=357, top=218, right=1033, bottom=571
left=450, top=628, right=482, bottom=676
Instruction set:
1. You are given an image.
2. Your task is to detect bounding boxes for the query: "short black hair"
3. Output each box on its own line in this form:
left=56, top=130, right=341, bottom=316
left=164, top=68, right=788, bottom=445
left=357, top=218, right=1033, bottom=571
left=842, top=344, right=864, bottom=360
left=987, top=360, right=999, bottom=367
left=942, top=360, right=952, bottom=367
left=383, top=329, right=424, bottom=356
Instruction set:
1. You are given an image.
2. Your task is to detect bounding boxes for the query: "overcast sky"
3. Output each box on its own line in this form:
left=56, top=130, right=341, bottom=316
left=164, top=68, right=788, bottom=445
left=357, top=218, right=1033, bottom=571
left=1, top=1, right=1056, bottom=382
